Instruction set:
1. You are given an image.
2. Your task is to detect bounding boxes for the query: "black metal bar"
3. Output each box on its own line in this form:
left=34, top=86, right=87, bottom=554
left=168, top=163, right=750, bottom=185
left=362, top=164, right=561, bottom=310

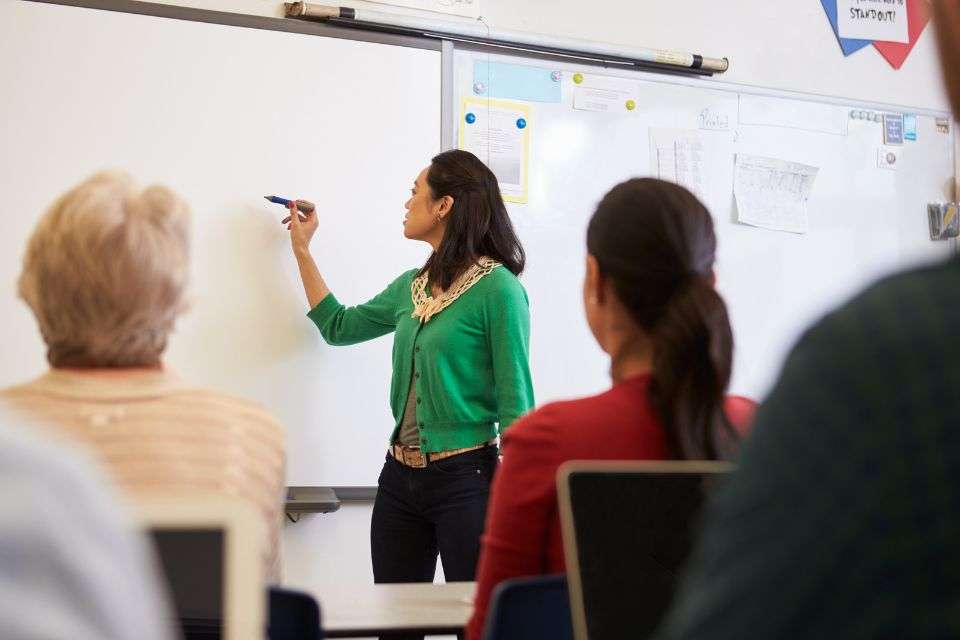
left=21, top=0, right=441, bottom=51
left=323, top=16, right=715, bottom=77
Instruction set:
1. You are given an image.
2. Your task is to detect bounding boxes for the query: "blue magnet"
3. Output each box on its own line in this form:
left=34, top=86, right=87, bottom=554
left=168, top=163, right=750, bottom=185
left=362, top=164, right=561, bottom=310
left=465, top=112, right=476, bottom=124
left=516, top=118, right=527, bottom=129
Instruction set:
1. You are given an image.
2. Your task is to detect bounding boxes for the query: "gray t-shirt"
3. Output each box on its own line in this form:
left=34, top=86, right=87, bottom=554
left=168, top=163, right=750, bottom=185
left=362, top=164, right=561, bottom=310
left=396, top=366, right=420, bottom=446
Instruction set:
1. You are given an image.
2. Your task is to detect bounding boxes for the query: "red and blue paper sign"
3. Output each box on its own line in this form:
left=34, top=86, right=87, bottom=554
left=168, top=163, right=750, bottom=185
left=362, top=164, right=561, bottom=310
left=821, top=0, right=930, bottom=69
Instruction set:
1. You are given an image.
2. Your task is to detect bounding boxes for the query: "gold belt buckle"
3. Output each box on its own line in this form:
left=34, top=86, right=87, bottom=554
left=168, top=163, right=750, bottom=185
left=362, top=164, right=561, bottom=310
left=401, top=446, right=425, bottom=468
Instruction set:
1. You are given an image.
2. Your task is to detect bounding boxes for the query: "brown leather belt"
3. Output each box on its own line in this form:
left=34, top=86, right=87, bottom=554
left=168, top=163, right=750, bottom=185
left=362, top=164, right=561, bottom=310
left=390, top=440, right=495, bottom=469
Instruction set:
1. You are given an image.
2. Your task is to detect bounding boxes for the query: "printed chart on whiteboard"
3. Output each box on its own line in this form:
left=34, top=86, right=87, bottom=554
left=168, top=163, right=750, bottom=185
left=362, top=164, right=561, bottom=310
left=650, top=128, right=708, bottom=201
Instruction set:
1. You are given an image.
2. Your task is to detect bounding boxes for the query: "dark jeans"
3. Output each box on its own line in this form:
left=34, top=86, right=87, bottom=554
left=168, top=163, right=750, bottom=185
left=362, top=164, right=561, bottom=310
left=371, top=445, right=498, bottom=640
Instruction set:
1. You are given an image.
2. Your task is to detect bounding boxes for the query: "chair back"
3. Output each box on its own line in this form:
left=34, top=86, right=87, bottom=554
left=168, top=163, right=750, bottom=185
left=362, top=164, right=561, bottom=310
left=483, top=574, right=572, bottom=640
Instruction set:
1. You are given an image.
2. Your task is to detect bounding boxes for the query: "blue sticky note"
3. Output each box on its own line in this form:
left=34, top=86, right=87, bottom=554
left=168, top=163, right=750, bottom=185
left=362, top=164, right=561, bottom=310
left=473, top=61, right=562, bottom=103
left=904, top=114, right=918, bottom=141
left=820, top=0, right=873, bottom=56
left=884, top=113, right=904, bottom=145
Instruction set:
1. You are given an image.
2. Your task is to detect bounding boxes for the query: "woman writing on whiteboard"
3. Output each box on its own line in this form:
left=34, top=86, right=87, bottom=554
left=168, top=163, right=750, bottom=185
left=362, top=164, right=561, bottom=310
left=466, top=178, right=756, bottom=639
left=285, top=150, right=534, bottom=605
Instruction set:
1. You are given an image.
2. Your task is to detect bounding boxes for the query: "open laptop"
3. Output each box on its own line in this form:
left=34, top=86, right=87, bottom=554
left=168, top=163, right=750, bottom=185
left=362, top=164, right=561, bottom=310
left=557, top=461, right=732, bottom=640
left=137, top=496, right=266, bottom=640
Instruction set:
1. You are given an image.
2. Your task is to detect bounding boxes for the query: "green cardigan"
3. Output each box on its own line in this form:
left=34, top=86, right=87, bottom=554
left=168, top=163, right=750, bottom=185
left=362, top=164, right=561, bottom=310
left=307, top=265, right=535, bottom=453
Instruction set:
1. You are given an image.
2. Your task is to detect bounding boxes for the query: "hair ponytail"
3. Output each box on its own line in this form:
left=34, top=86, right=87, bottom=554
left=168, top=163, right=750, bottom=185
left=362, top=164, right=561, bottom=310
left=587, top=178, right=737, bottom=460
left=648, top=275, right=735, bottom=459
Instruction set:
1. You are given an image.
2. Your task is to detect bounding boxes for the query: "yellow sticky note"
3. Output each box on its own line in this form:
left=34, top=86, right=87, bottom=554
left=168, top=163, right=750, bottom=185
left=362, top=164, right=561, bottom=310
left=945, top=204, right=957, bottom=229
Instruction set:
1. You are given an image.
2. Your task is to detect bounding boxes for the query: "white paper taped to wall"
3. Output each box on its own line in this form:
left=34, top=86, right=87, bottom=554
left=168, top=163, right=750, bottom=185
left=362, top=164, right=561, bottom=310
left=459, top=97, right=530, bottom=203
left=572, top=74, right=638, bottom=114
left=734, top=154, right=819, bottom=234
left=650, top=128, right=706, bottom=200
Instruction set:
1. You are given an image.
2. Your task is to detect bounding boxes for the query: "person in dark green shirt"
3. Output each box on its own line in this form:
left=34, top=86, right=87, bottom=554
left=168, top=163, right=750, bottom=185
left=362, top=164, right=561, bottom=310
left=285, top=150, right=533, bottom=633
left=657, top=5, right=960, bottom=638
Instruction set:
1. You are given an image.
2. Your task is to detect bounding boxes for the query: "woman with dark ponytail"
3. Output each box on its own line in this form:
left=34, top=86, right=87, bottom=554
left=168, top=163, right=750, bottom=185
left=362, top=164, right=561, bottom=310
left=467, top=178, right=755, bottom=640
left=587, top=178, right=740, bottom=459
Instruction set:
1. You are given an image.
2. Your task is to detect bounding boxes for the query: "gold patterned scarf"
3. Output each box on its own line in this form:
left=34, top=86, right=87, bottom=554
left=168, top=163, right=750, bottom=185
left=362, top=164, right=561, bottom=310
left=411, top=257, right=501, bottom=324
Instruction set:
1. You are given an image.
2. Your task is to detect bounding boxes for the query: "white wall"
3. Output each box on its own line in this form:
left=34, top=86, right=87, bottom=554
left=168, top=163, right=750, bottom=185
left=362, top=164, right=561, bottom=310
left=63, top=0, right=956, bottom=602
left=144, top=0, right=949, bottom=111
left=283, top=504, right=375, bottom=590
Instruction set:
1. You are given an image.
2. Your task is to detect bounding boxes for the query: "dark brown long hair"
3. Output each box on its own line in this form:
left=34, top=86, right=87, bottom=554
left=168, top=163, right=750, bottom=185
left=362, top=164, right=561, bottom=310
left=421, top=150, right=525, bottom=290
left=586, top=178, right=736, bottom=459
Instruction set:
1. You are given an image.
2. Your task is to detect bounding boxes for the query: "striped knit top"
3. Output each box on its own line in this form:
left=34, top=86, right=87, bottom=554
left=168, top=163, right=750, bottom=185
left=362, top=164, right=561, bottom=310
left=0, top=368, right=286, bottom=582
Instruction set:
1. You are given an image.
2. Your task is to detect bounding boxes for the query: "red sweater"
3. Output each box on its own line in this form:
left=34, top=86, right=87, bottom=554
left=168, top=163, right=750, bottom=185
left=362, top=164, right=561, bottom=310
left=467, top=375, right=755, bottom=640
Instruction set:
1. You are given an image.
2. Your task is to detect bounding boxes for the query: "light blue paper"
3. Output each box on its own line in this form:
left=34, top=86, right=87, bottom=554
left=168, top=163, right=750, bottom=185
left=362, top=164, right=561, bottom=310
left=904, top=114, right=918, bottom=141
left=473, top=61, right=561, bottom=103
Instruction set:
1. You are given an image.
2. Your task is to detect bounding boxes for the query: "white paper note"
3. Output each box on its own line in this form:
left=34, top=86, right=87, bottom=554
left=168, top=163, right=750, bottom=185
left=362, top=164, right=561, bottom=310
left=837, top=0, right=909, bottom=43
left=657, top=146, right=677, bottom=181
left=572, top=74, right=638, bottom=114
left=650, top=128, right=706, bottom=199
left=734, top=154, right=819, bottom=234
left=459, top=98, right=530, bottom=203
left=675, top=137, right=705, bottom=197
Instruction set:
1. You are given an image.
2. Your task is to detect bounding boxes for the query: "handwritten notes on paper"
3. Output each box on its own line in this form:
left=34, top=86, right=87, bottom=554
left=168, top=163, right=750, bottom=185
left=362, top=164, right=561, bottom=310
left=734, top=155, right=819, bottom=234
left=651, top=129, right=706, bottom=199
left=837, top=0, right=909, bottom=43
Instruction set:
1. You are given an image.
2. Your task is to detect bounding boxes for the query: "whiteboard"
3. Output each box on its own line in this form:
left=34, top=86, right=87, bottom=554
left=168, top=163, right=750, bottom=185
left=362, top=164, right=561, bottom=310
left=0, top=1, right=440, bottom=486
left=452, top=48, right=956, bottom=405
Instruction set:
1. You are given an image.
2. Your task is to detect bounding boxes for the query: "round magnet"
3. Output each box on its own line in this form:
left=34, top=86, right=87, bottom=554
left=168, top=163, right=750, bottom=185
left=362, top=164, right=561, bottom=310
left=551, top=70, right=562, bottom=82
left=625, top=99, right=637, bottom=111
left=573, top=72, right=584, bottom=84
left=473, top=81, right=486, bottom=95
left=465, top=112, right=476, bottom=124
left=516, top=118, right=527, bottom=129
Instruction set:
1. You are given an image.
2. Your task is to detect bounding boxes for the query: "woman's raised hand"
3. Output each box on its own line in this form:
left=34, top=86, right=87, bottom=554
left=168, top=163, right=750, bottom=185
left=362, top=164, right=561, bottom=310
left=285, top=200, right=319, bottom=255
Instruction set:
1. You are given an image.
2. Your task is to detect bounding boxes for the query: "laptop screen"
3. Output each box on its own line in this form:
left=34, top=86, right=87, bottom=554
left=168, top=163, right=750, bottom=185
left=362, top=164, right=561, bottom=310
left=150, top=528, right=225, bottom=640
left=566, top=470, right=719, bottom=640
